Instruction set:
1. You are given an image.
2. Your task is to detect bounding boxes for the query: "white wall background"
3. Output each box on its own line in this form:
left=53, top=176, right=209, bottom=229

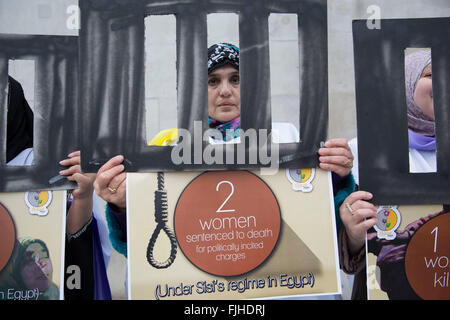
left=1, top=0, right=449, bottom=300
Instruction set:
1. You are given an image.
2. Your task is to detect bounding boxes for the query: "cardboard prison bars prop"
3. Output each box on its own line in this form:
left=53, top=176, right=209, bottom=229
left=353, top=17, right=450, bottom=205
left=78, top=0, right=329, bottom=172
left=0, top=34, right=78, bottom=192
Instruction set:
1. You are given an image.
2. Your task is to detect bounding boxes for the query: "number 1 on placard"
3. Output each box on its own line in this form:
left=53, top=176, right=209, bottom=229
left=431, top=226, right=438, bottom=253
left=216, top=181, right=235, bottom=213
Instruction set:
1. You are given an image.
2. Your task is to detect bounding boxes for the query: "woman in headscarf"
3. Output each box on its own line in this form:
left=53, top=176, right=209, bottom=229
left=0, top=238, right=58, bottom=300
left=206, top=43, right=242, bottom=142
left=404, top=50, right=436, bottom=172
left=339, top=49, right=449, bottom=299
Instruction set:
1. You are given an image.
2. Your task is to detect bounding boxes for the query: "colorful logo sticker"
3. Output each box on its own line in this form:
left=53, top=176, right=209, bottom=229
left=25, top=191, right=52, bottom=216
left=374, top=205, right=401, bottom=240
left=286, top=168, right=315, bottom=192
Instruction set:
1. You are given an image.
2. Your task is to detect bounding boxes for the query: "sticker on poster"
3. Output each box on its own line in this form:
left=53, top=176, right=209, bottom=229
left=374, top=205, right=401, bottom=240
left=286, top=168, right=315, bottom=192
left=25, top=191, right=52, bottom=216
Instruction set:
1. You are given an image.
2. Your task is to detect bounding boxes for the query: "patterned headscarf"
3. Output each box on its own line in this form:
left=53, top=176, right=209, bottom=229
left=405, top=49, right=434, bottom=137
left=207, top=43, right=239, bottom=74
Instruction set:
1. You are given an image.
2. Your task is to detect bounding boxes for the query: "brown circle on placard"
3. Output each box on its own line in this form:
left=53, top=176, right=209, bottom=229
left=174, top=171, right=281, bottom=277
left=0, top=203, right=16, bottom=272
left=405, top=212, right=450, bottom=300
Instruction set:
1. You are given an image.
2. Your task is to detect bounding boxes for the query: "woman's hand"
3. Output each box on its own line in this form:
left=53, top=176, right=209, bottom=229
left=340, top=191, right=378, bottom=255
left=59, top=151, right=96, bottom=235
left=93, top=155, right=127, bottom=211
left=59, top=151, right=96, bottom=200
left=318, top=138, right=354, bottom=177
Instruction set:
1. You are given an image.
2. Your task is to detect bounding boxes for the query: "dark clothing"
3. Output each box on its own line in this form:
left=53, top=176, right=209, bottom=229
left=64, top=200, right=112, bottom=300
left=108, top=203, right=127, bottom=243
left=64, top=222, right=95, bottom=300
left=6, top=76, right=34, bottom=163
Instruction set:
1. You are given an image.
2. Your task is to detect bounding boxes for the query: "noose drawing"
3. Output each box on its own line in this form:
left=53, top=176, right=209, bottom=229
left=146, top=172, right=177, bottom=269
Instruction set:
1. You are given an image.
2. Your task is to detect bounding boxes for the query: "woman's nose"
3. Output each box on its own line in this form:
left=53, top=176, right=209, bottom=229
left=219, top=81, right=232, bottom=96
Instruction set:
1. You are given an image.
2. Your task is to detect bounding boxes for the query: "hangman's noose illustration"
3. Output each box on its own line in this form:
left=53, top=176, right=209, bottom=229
left=146, top=172, right=177, bottom=269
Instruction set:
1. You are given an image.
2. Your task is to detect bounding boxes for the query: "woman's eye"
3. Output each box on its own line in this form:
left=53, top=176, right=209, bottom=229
left=230, top=76, right=240, bottom=84
left=208, top=78, right=218, bottom=86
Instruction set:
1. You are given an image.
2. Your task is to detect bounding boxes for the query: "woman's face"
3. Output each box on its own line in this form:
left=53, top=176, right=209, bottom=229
left=20, top=243, right=52, bottom=291
left=208, top=65, right=241, bottom=122
left=414, top=63, right=434, bottom=120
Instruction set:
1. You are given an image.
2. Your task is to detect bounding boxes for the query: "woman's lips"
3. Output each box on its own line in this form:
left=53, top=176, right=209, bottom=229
left=218, top=103, right=235, bottom=108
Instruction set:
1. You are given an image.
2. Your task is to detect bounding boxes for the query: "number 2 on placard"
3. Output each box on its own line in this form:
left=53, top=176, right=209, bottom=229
left=431, top=226, right=438, bottom=253
left=216, top=181, right=235, bottom=213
